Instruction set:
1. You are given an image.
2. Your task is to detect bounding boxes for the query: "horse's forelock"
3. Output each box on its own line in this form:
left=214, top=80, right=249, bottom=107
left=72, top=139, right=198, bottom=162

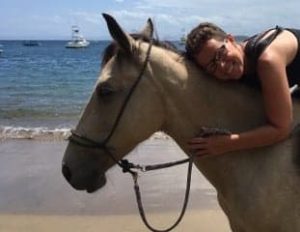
left=101, top=34, right=180, bottom=68
left=101, top=42, right=118, bottom=68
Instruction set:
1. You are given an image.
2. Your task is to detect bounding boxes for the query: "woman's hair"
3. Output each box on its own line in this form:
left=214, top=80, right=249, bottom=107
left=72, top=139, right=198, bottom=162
left=185, top=22, right=227, bottom=59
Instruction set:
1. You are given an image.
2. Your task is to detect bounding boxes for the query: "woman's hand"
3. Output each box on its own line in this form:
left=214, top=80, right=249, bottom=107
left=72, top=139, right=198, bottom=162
left=188, top=135, right=233, bottom=157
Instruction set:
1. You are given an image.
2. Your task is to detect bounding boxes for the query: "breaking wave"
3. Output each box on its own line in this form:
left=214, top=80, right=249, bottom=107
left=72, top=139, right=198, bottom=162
left=0, top=126, right=170, bottom=141
left=0, top=126, right=71, bottom=141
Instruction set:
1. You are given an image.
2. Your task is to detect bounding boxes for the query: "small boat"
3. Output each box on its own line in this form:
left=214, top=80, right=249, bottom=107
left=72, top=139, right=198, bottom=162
left=0, top=44, right=3, bottom=55
left=23, top=40, right=41, bottom=46
left=65, top=26, right=90, bottom=48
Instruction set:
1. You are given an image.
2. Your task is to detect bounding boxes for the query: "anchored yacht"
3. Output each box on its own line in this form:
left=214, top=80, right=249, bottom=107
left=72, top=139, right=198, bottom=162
left=65, top=26, right=90, bottom=48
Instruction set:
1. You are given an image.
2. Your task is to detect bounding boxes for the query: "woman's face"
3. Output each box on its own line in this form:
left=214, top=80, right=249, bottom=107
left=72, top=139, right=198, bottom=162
left=194, top=35, right=244, bottom=81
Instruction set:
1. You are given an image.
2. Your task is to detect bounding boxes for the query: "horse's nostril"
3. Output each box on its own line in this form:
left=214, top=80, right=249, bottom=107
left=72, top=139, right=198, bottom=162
left=62, top=164, right=72, bottom=182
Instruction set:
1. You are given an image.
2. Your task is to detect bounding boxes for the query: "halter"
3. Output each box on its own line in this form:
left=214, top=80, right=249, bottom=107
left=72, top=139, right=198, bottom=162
left=68, top=38, right=194, bottom=232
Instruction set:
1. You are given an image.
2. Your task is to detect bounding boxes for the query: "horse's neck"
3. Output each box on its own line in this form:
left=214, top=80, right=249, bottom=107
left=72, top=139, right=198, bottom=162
left=149, top=48, right=265, bottom=142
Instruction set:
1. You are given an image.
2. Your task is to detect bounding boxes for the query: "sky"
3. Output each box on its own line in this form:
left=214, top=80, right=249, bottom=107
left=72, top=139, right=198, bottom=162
left=1, top=0, right=300, bottom=40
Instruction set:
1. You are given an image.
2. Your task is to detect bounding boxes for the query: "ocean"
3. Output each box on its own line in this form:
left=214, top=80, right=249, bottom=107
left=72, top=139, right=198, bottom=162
left=0, top=40, right=112, bottom=140
left=0, top=40, right=184, bottom=140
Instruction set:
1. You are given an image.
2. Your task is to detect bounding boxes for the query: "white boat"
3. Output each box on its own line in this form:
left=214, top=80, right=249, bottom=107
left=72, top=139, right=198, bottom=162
left=65, top=26, right=90, bottom=48
left=0, top=44, right=3, bottom=54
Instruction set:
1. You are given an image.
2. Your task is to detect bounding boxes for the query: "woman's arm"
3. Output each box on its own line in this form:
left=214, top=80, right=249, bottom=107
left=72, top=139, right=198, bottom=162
left=257, top=47, right=292, bottom=138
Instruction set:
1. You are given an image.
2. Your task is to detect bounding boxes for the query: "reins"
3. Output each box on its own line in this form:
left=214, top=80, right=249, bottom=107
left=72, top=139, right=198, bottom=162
left=69, top=37, right=194, bottom=232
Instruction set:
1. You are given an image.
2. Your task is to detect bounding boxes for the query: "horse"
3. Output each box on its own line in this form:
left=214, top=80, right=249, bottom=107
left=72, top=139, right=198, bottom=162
left=62, top=14, right=300, bottom=232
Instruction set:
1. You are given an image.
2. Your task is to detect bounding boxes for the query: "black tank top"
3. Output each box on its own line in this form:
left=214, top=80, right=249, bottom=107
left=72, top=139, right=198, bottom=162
left=241, top=26, right=300, bottom=88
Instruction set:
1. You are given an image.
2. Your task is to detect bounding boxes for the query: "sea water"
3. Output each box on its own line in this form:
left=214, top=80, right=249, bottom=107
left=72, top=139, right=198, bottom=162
left=0, top=40, right=108, bottom=140
left=0, top=40, right=182, bottom=140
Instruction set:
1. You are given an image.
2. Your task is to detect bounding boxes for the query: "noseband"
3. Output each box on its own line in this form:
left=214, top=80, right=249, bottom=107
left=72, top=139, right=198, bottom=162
left=68, top=38, right=194, bottom=232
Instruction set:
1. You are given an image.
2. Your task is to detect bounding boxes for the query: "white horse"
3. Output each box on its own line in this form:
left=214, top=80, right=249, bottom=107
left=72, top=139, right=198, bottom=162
left=62, top=14, right=300, bottom=232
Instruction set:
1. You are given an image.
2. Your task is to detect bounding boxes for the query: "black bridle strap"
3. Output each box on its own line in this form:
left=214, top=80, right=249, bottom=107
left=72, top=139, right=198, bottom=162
left=142, top=158, right=190, bottom=171
left=69, top=130, right=136, bottom=174
left=69, top=130, right=105, bottom=148
left=102, top=38, right=154, bottom=146
left=69, top=130, right=191, bottom=172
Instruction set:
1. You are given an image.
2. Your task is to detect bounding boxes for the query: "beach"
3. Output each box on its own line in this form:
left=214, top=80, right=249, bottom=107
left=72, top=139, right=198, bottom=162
left=0, top=138, right=231, bottom=232
left=0, top=211, right=229, bottom=232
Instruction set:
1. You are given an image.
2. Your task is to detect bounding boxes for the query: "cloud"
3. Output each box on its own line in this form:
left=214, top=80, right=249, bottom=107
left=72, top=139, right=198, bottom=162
left=53, top=1, right=300, bottom=39
left=69, top=11, right=101, bottom=25
left=136, top=0, right=253, bottom=9
left=107, top=0, right=300, bottom=38
left=3, top=0, right=300, bottom=40
left=30, top=15, right=64, bottom=24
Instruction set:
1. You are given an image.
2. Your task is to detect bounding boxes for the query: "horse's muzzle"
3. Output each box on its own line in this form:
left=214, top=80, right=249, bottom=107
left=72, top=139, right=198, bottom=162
left=62, top=163, right=107, bottom=193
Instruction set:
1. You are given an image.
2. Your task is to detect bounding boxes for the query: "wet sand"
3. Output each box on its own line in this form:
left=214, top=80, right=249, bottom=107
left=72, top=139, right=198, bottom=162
left=0, top=138, right=231, bottom=231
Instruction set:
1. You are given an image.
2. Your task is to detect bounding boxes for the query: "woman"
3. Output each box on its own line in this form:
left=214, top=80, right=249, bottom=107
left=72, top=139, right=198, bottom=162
left=185, top=22, right=300, bottom=157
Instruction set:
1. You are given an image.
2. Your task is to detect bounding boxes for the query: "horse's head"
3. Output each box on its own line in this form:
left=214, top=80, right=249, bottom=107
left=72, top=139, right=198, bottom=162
left=62, top=14, right=168, bottom=193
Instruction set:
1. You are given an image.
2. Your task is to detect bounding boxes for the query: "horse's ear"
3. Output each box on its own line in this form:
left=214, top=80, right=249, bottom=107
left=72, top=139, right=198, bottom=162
left=140, top=18, right=154, bottom=39
left=102, top=13, right=134, bottom=53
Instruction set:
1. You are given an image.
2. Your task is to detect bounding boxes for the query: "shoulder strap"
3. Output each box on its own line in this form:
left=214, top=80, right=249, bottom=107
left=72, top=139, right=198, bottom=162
left=245, top=26, right=283, bottom=68
left=256, top=25, right=283, bottom=53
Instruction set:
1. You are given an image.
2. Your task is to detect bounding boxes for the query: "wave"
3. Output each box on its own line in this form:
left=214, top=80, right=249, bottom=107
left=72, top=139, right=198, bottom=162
left=0, top=126, right=71, bottom=141
left=0, top=126, right=170, bottom=141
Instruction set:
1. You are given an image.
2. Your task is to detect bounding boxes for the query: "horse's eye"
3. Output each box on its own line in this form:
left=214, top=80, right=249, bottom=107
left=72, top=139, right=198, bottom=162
left=97, top=85, right=114, bottom=97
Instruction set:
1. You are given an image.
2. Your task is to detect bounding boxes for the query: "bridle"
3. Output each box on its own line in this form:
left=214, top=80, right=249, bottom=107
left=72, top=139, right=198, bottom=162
left=68, top=38, right=194, bottom=232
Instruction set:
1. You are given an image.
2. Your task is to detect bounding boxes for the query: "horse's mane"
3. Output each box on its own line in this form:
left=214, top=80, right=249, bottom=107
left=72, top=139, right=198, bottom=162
left=101, top=33, right=181, bottom=68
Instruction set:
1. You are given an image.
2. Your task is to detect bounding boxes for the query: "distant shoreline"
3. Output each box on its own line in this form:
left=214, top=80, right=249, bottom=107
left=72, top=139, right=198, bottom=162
left=0, top=35, right=249, bottom=42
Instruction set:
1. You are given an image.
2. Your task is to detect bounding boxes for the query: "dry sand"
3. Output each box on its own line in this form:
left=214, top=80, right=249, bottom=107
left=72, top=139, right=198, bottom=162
left=0, top=138, right=231, bottom=231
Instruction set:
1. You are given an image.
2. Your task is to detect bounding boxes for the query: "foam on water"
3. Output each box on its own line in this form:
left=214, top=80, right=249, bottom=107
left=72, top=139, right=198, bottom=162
left=0, top=126, right=170, bottom=141
left=0, top=126, right=71, bottom=141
